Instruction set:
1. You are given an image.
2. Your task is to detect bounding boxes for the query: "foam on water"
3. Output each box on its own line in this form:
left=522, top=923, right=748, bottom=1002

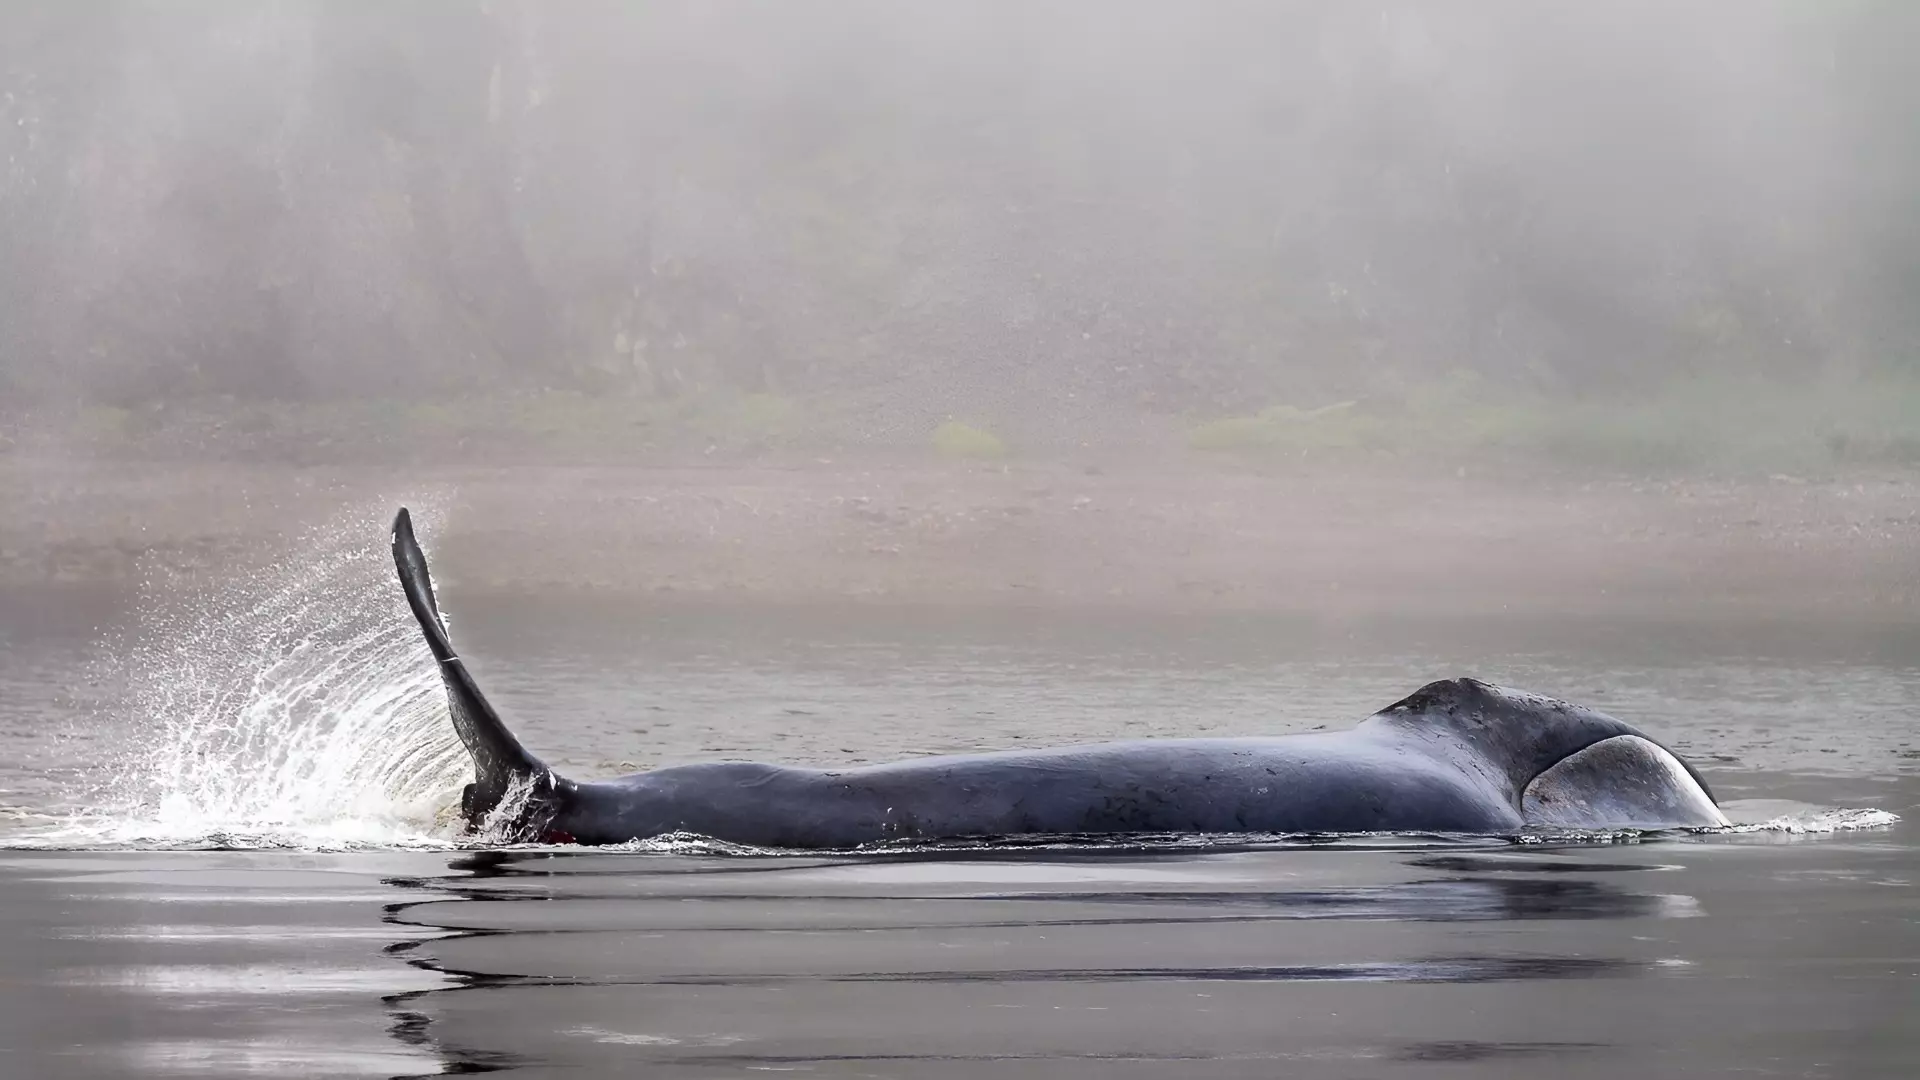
left=14, top=497, right=471, bottom=850
left=1732, top=807, right=1904, bottom=834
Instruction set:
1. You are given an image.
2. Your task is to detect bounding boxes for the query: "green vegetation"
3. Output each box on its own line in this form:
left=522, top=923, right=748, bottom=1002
left=409, top=390, right=814, bottom=455
left=31, top=372, right=1920, bottom=476
left=1189, top=401, right=1392, bottom=454
left=31, top=389, right=826, bottom=463
left=1188, top=372, right=1920, bottom=472
left=930, top=421, right=1008, bottom=460
left=18, top=369, right=1920, bottom=476
left=72, top=404, right=137, bottom=442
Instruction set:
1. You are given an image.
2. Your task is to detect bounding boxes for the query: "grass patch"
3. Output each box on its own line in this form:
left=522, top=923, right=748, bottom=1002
left=1188, top=372, right=1920, bottom=473
left=931, top=420, right=1007, bottom=460
left=1187, top=374, right=1541, bottom=459
left=35, top=370, right=1920, bottom=474
left=72, top=404, right=137, bottom=442
left=715, top=392, right=800, bottom=445
left=39, top=388, right=827, bottom=462
left=1188, top=401, right=1396, bottom=454
left=410, top=389, right=810, bottom=455
left=1538, top=374, right=1920, bottom=471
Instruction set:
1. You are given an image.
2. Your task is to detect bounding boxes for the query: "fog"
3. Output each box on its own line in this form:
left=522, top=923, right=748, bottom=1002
left=2, top=1, right=1916, bottom=456
left=3, top=16, right=1916, bottom=1078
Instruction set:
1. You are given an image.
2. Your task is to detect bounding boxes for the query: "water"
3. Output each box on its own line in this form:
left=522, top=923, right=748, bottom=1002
left=0, top=509, right=1914, bottom=1076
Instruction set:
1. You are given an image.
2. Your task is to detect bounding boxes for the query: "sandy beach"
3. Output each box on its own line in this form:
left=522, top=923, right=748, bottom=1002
left=5, top=453, right=1917, bottom=621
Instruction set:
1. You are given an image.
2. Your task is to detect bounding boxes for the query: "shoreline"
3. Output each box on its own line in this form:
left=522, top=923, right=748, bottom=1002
left=5, top=454, right=1918, bottom=620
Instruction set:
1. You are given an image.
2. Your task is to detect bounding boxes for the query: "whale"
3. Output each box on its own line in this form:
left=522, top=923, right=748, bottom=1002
left=389, top=508, right=1730, bottom=847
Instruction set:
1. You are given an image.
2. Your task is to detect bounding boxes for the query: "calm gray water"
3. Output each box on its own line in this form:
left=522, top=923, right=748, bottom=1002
left=0, top=555, right=1915, bottom=1077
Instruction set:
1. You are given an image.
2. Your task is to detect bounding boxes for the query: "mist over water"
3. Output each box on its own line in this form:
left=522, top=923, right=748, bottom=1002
left=5, top=1, right=1920, bottom=464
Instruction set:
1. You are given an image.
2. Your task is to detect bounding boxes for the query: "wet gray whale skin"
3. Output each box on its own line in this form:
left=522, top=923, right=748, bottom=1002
left=390, top=509, right=1729, bottom=847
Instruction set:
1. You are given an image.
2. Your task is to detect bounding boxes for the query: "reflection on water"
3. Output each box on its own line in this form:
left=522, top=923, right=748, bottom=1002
left=358, top=828, right=1906, bottom=1077
left=379, top=849, right=1679, bottom=1072
left=0, top=806, right=1913, bottom=1077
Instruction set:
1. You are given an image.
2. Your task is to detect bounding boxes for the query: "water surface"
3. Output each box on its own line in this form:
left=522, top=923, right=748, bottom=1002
left=0, top=547, right=1913, bottom=1076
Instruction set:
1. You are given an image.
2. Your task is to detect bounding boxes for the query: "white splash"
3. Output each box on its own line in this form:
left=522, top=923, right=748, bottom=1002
left=1730, top=807, right=1904, bottom=834
left=22, top=497, right=472, bottom=850
left=467, top=769, right=549, bottom=846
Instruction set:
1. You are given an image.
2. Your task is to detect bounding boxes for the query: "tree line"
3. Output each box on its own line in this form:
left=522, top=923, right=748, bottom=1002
left=3, top=1, right=1916, bottom=440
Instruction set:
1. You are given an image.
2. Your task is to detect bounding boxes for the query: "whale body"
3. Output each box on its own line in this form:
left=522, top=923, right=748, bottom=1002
left=389, top=509, right=1729, bottom=847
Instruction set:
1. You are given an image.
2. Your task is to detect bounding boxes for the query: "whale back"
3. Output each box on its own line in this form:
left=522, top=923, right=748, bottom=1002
left=1366, top=677, right=1719, bottom=819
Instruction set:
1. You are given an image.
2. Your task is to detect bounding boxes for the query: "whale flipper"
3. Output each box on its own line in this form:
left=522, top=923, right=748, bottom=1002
left=391, top=508, right=548, bottom=826
left=1522, top=734, right=1729, bottom=829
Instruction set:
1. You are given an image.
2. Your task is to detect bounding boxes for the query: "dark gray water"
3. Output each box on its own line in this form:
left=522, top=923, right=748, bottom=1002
left=0, top=548, right=1915, bottom=1076
left=3, top=833, right=1916, bottom=1078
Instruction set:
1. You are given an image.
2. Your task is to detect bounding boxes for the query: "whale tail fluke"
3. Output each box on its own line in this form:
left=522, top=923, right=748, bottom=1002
left=391, top=507, right=555, bottom=832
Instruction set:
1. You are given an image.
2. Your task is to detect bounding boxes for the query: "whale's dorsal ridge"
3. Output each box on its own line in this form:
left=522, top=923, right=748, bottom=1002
left=1381, top=677, right=1583, bottom=724
left=1382, top=676, right=1496, bottom=717
left=1371, top=675, right=1716, bottom=810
